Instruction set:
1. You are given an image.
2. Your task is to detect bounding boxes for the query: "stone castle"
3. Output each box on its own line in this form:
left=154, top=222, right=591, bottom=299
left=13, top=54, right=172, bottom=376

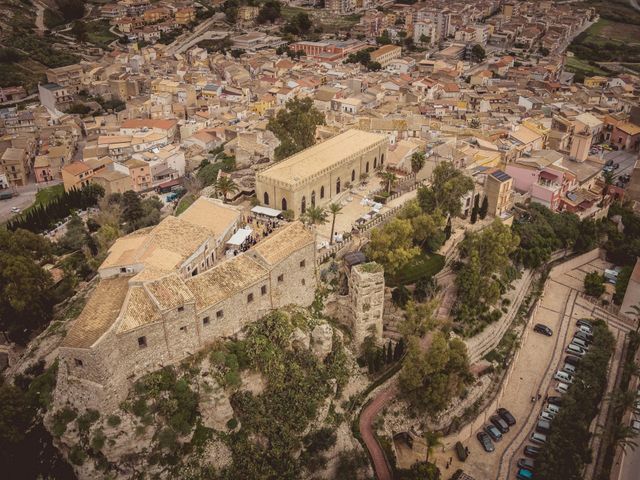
left=54, top=196, right=386, bottom=412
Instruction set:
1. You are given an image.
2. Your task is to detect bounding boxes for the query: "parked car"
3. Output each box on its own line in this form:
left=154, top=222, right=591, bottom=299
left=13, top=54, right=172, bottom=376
left=524, top=445, right=541, bottom=458
left=571, top=338, right=589, bottom=350
left=614, top=163, right=620, bottom=169
left=517, top=468, right=534, bottom=480
left=540, top=411, right=555, bottom=422
left=578, top=324, right=593, bottom=335
left=485, top=424, right=503, bottom=441
left=562, top=363, right=576, bottom=375
left=534, top=323, right=553, bottom=336
left=606, top=159, right=614, bottom=166
left=576, top=319, right=593, bottom=329
left=455, top=441, right=467, bottom=461
left=518, top=458, right=535, bottom=470
left=477, top=431, right=495, bottom=452
left=497, top=407, right=516, bottom=426
left=571, top=337, right=589, bottom=350
left=536, top=419, right=552, bottom=434
left=530, top=432, right=547, bottom=444
left=555, top=371, right=573, bottom=384
left=566, top=344, right=586, bottom=356
left=565, top=355, right=582, bottom=367
left=547, top=396, right=563, bottom=406
left=10, top=207, right=20, bottom=213
left=574, top=330, right=592, bottom=343
left=490, top=415, right=509, bottom=433
left=632, top=420, right=640, bottom=433
left=556, top=382, right=569, bottom=394
left=546, top=404, right=561, bottom=415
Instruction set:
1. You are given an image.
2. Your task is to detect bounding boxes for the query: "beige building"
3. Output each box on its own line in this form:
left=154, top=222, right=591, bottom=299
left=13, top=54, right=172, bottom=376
left=485, top=169, right=514, bottom=217
left=255, top=129, right=389, bottom=217
left=92, top=170, right=133, bottom=195
left=56, top=219, right=316, bottom=410
left=0, top=147, right=29, bottom=186
left=370, top=45, right=402, bottom=67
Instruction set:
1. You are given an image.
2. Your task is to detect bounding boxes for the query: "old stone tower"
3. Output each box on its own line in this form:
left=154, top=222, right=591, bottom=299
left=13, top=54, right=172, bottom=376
left=349, top=262, right=385, bottom=349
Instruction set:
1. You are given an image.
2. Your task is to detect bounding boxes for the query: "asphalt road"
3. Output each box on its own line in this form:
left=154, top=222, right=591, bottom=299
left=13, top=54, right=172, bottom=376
left=603, top=150, right=638, bottom=180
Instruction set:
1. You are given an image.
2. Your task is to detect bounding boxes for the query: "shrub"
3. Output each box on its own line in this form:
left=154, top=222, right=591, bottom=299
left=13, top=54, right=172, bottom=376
left=76, top=409, right=100, bottom=433
left=90, top=428, right=106, bottom=451
left=69, top=445, right=87, bottom=466
left=106, top=414, right=121, bottom=427
left=52, top=407, right=77, bottom=437
left=226, top=418, right=238, bottom=429
left=584, top=271, right=605, bottom=297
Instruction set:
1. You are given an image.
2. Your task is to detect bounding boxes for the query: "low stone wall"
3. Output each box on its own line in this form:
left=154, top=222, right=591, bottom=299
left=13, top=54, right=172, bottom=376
left=548, top=248, right=603, bottom=279
left=443, top=294, right=541, bottom=448
left=464, top=269, right=534, bottom=364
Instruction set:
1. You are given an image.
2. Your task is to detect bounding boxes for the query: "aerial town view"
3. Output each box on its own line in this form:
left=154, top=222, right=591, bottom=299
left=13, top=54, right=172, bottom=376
left=1, top=0, right=640, bottom=479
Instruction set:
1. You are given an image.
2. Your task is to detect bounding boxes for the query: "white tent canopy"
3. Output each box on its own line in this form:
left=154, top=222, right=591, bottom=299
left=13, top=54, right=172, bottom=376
left=226, top=228, right=253, bottom=246
left=251, top=205, right=282, bottom=218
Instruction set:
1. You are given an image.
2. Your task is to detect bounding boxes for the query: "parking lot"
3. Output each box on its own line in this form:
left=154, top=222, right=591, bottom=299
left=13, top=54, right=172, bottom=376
left=431, top=253, right=633, bottom=480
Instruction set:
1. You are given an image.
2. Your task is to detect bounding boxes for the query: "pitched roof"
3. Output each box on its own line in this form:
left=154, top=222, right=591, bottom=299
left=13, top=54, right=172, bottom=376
left=252, top=222, right=314, bottom=266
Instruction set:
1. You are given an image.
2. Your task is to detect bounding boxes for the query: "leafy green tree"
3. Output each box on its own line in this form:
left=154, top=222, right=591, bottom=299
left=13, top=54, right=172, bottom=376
left=366, top=218, right=420, bottom=277
left=399, top=332, right=471, bottom=414
left=400, top=300, right=438, bottom=338
left=410, top=151, right=425, bottom=173
left=283, top=12, right=312, bottom=36
left=422, top=431, right=442, bottom=463
left=376, top=30, right=392, bottom=45
left=471, top=44, right=485, bottom=62
left=417, top=162, right=473, bottom=218
left=398, top=201, right=446, bottom=252
left=367, top=61, right=382, bottom=71
left=267, top=98, right=325, bottom=160
left=256, top=0, right=282, bottom=24
left=71, top=21, right=87, bottom=42
left=419, top=34, right=430, bottom=45
left=328, top=203, right=343, bottom=245
left=584, top=271, right=605, bottom=297
left=0, top=229, right=54, bottom=343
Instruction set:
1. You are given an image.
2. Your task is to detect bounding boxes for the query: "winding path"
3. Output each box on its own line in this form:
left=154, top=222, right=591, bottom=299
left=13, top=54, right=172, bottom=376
left=359, top=383, right=398, bottom=480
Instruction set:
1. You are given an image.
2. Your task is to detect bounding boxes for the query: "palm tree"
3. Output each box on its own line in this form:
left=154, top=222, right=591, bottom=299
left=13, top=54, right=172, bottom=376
left=213, top=177, right=238, bottom=203
left=379, top=171, right=397, bottom=195
left=328, top=203, right=343, bottom=245
left=302, top=206, right=327, bottom=227
left=411, top=151, right=426, bottom=173
left=608, top=389, right=637, bottom=413
left=626, top=303, right=640, bottom=333
left=611, top=424, right=639, bottom=454
left=423, top=430, right=443, bottom=463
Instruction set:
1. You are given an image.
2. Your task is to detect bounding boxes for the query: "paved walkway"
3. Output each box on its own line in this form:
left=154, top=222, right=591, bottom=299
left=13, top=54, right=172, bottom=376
left=359, top=383, right=398, bottom=480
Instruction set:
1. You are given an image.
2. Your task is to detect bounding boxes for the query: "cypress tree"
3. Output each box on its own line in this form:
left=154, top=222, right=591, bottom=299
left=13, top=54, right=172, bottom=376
left=479, top=196, right=489, bottom=219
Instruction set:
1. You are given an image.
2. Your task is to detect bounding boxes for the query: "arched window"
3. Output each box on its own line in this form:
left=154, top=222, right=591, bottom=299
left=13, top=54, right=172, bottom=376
left=311, top=190, right=316, bottom=207
left=320, top=186, right=325, bottom=199
left=381, top=153, right=385, bottom=165
left=336, top=177, right=341, bottom=194
left=366, top=162, right=369, bottom=173
left=351, top=169, right=356, bottom=182
left=301, top=196, right=306, bottom=213
left=374, top=157, right=378, bottom=169
left=263, top=192, right=269, bottom=205
left=281, top=197, right=287, bottom=211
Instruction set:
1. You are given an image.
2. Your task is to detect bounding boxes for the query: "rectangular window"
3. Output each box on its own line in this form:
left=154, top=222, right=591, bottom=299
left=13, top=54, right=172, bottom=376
left=301, top=278, right=306, bottom=286
left=178, top=306, right=184, bottom=312
left=120, top=267, right=127, bottom=273
left=278, top=274, right=284, bottom=283
left=261, top=285, right=267, bottom=295
left=299, top=260, right=306, bottom=268
left=247, top=293, right=254, bottom=303
left=138, top=336, right=147, bottom=348
left=74, top=358, right=83, bottom=367
left=203, top=316, right=210, bottom=326
left=216, top=310, right=224, bottom=319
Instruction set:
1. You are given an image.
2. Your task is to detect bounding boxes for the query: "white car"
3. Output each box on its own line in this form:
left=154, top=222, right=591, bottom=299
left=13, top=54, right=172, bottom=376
left=10, top=207, right=20, bottom=213
left=556, top=382, right=569, bottom=394
left=540, top=411, right=555, bottom=422
left=632, top=419, right=640, bottom=433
